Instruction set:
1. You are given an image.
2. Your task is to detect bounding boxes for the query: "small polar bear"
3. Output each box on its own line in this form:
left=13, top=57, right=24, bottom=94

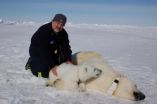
left=72, top=51, right=145, bottom=101
left=47, top=63, right=102, bottom=91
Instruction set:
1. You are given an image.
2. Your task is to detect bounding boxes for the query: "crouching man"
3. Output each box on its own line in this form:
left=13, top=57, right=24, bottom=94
left=25, top=13, right=72, bottom=78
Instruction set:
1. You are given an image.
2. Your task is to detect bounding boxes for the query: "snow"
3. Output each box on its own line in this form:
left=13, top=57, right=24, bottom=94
left=0, top=19, right=3, bottom=24
left=0, top=22, right=157, bottom=104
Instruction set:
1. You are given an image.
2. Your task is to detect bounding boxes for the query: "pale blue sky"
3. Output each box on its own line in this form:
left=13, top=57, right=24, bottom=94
left=0, top=0, right=157, bottom=26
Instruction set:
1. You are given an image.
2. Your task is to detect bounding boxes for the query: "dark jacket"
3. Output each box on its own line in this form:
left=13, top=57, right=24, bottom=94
left=29, top=22, right=72, bottom=78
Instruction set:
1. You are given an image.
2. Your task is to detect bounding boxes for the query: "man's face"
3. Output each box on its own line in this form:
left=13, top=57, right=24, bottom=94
left=52, top=21, right=64, bottom=33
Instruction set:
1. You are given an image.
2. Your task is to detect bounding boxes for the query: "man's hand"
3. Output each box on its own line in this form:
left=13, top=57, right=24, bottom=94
left=51, top=66, right=58, bottom=76
left=66, top=60, right=72, bottom=64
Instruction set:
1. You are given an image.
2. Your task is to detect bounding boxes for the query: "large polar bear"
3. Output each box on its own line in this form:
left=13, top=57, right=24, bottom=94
left=72, top=51, right=145, bottom=101
left=47, top=63, right=102, bottom=91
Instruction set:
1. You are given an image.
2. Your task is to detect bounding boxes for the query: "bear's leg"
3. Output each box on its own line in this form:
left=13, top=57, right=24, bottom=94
left=46, top=78, right=58, bottom=87
left=46, top=80, right=54, bottom=87
left=78, top=82, right=86, bottom=92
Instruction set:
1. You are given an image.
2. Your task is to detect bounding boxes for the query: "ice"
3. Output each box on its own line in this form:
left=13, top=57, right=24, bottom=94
left=0, top=23, right=157, bottom=104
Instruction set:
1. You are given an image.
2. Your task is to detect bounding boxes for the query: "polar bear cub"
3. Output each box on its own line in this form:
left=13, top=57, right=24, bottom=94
left=47, top=63, right=102, bottom=91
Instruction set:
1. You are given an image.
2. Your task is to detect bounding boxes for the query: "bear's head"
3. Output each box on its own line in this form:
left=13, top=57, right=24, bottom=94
left=112, top=76, right=145, bottom=101
left=78, top=64, right=102, bottom=82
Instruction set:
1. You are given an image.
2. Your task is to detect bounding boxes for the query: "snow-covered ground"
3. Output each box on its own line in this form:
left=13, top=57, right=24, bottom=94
left=0, top=22, right=157, bottom=104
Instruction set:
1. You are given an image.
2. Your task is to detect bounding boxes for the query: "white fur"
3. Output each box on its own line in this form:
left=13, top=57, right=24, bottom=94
left=47, top=63, right=102, bottom=91
left=72, top=51, right=145, bottom=101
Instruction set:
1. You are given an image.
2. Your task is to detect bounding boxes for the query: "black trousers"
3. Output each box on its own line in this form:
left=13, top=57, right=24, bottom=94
left=25, top=57, right=50, bottom=78
left=25, top=56, right=63, bottom=78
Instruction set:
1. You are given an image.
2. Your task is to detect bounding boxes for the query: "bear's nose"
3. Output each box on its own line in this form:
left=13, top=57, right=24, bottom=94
left=133, top=91, right=145, bottom=101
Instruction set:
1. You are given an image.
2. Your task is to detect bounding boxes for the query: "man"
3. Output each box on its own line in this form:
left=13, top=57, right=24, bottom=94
left=26, top=14, right=72, bottom=78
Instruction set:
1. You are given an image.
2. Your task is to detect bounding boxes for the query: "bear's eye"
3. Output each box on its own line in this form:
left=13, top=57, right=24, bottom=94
left=94, top=68, right=97, bottom=72
left=85, top=68, right=88, bottom=72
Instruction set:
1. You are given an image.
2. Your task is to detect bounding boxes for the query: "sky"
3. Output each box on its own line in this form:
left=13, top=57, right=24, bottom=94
left=0, top=0, right=157, bottom=26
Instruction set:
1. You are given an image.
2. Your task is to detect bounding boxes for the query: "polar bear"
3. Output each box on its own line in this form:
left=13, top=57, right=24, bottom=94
left=47, top=63, right=102, bottom=91
left=72, top=51, right=145, bottom=101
